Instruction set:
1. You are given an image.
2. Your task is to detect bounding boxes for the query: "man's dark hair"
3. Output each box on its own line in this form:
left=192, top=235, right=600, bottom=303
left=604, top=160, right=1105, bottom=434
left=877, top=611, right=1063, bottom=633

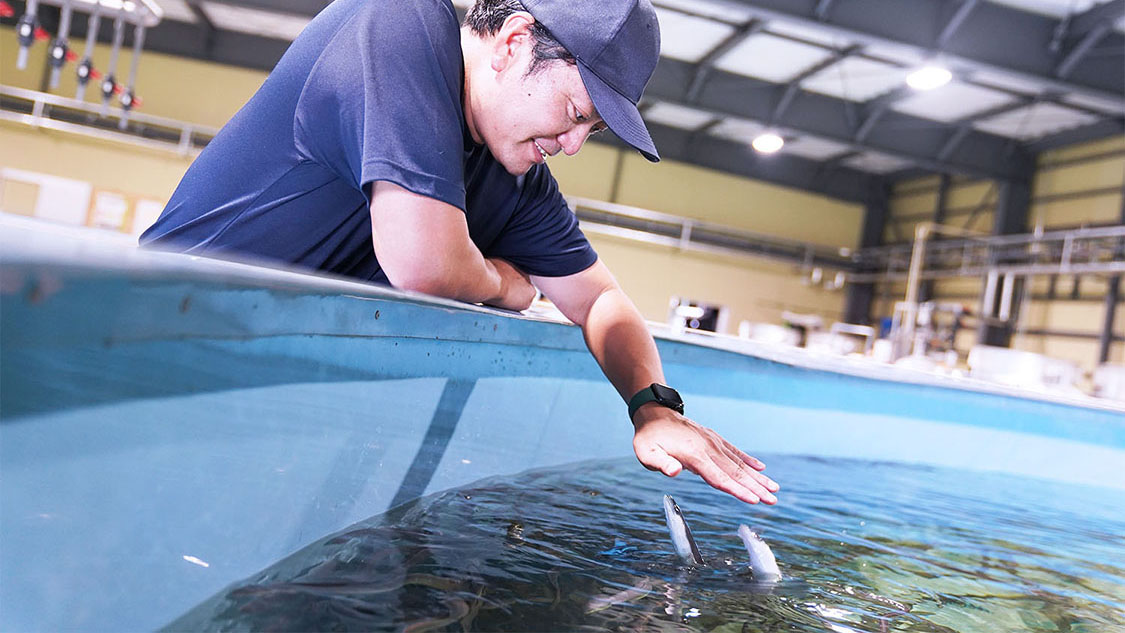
left=463, top=0, right=577, bottom=75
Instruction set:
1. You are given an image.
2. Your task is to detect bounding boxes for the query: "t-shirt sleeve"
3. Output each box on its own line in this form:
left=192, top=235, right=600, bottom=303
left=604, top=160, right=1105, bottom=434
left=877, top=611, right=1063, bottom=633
left=484, top=164, right=598, bottom=278
left=293, top=0, right=467, bottom=210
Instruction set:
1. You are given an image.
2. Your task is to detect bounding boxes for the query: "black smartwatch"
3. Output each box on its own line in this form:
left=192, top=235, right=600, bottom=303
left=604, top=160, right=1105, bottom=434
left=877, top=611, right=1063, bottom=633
left=628, top=383, right=684, bottom=420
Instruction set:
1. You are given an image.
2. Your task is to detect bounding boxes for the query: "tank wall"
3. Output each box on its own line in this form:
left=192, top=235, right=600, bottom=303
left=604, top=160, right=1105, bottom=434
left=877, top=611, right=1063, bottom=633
left=2, top=235, right=1124, bottom=631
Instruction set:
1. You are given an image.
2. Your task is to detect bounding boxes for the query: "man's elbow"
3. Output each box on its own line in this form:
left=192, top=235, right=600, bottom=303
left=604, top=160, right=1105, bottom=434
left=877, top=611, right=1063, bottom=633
left=386, top=267, right=458, bottom=298
left=382, top=264, right=470, bottom=301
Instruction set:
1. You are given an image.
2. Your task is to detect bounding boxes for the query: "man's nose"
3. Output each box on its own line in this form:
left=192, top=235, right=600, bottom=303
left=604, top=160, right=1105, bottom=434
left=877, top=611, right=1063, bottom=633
left=558, top=127, right=590, bottom=156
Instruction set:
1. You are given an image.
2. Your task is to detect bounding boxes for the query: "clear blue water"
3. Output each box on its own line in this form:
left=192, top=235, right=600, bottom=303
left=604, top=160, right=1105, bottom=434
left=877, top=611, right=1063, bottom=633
left=166, top=455, right=1125, bottom=632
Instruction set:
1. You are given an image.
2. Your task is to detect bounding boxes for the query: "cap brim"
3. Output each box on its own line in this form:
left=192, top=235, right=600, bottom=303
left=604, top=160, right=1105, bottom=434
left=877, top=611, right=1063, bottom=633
left=577, top=62, right=659, bottom=163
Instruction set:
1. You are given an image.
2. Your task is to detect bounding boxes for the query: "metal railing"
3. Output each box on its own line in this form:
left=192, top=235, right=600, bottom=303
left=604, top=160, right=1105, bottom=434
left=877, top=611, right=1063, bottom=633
left=850, top=225, right=1125, bottom=282
left=567, top=196, right=854, bottom=271
left=0, top=85, right=218, bottom=157
left=3, top=84, right=1120, bottom=286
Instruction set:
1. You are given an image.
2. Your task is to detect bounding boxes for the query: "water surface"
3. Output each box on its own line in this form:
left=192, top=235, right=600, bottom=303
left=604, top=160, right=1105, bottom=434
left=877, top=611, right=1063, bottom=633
left=167, top=456, right=1125, bottom=632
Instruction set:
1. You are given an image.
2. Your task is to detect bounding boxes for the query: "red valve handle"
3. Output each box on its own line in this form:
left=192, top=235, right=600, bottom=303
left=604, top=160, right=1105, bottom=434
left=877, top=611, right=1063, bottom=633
left=0, top=1, right=15, bottom=18
left=34, top=26, right=50, bottom=41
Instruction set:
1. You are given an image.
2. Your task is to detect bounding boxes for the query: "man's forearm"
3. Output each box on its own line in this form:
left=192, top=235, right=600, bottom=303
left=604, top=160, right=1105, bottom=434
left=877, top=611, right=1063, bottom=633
left=581, top=287, right=665, bottom=402
left=368, top=180, right=532, bottom=309
left=381, top=236, right=498, bottom=302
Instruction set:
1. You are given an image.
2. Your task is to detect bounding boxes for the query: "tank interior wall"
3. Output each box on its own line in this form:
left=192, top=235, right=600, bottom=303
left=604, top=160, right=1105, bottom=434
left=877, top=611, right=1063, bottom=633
left=3, top=255, right=1123, bottom=631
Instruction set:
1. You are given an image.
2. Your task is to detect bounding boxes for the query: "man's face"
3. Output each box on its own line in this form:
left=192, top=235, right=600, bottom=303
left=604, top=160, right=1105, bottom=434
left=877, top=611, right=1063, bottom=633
left=468, top=16, right=607, bottom=176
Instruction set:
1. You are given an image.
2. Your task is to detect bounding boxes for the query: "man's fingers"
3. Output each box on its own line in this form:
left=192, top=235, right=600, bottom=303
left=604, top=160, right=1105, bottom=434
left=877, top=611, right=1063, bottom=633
left=685, top=457, right=762, bottom=505
left=701, top=430, right=779, bottom=497
left=726, top=441, right=768, bottom=472
left=720, top=442, right=780, bottom=494
left=712, top=435, right=780, bottom=493
left=707, top=441, right=778, bottom=504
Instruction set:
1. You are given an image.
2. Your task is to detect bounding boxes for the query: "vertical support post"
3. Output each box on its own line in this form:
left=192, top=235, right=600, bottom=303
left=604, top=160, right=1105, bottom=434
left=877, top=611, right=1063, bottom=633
left=920, top=173, right=950, bottom=304
left=1099, top=276, right=1121, bottom=364
left=844, top=178, right=889, bottom=325
left=978, top=178, right=1031, bottom=347
left=1100, top=187, right=1125, bottom=364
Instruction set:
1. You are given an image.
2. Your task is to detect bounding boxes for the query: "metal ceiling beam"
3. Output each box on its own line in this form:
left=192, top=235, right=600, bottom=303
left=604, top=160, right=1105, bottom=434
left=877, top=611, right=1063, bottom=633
left=854, top=85, right=914, bottom=143
left=1053, top=0, right=1124, bottom=79
left=1056, top=22, right=1112, bottom=78
left=186, top=2, right=217, bottom=58
left=590, top=121, right=876, bottom=203
left=718, top=0, right=1123, bottom=105
left=1069, top=0, right=1125, bottom=40
left=685, top=20, right=762, bottom=103
left=814, top=0, right=834, bottom=20
left=1028, top=117, right=1125, bottom=153
left=646, top=58, right=1035, bottom=181
left=935, top=0, right=981, bottom=50
left=770, top=44, right=861, bottom=124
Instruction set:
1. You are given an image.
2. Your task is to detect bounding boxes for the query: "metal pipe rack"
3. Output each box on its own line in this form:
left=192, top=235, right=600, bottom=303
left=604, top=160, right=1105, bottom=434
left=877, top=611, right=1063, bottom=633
left=11, top=0, right=162, bottom=122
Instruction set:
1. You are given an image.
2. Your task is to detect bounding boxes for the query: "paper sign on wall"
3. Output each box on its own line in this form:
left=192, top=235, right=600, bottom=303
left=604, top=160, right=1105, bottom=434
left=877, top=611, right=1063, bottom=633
left=88, top=190, right=132, bottom=232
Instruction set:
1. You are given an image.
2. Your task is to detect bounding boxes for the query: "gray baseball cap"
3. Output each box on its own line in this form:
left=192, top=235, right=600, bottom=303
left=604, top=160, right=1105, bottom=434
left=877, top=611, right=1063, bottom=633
left=519, top=0, right=662, bottom=162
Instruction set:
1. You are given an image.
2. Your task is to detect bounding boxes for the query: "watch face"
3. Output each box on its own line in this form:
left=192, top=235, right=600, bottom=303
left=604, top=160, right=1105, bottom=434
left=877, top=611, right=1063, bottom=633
left=651, top=383, right=684, bottom=410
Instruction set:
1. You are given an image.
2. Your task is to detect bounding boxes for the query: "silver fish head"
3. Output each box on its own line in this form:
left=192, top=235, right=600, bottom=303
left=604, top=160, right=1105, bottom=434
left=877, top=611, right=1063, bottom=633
left=662, top=495, right=705, bottom=566
left=737, top=524, right=781, bottom=582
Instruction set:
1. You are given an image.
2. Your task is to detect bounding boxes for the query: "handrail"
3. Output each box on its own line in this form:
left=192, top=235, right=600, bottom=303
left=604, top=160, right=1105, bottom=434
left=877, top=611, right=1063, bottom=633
left=3, top=83, right=1120, bottom=283
left=567, top=195, right=854, bottom=271
left=850, top=224, right=1125, bottom=282
left=0, top=84, right=219, bottom=156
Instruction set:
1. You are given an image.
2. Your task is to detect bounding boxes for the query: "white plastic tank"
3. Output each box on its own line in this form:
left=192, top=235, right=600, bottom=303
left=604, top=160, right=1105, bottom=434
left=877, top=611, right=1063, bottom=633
left=738, top=322, right=800, bottom=346
left=967, top=345, right=1080, bottom=394
left=1094, top=364, right=1125, bottom=402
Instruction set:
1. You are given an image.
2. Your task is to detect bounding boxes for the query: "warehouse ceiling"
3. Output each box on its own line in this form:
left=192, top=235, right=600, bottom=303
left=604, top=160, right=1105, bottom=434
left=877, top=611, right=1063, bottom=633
left=4, top=0, right=1124, bottom=203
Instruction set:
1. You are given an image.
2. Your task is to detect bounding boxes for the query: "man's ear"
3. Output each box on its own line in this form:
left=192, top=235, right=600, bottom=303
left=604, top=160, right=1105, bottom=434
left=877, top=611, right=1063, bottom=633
left=490, top=12, right=536, bottom=73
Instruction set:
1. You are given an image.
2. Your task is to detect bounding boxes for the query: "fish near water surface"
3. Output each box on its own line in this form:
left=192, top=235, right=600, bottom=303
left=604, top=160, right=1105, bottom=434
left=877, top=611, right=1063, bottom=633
left=662, top=495, right=705, bottom=565
left=738, top=524, right=781, bottom=581
left=662, top=495, right=782, bottom=582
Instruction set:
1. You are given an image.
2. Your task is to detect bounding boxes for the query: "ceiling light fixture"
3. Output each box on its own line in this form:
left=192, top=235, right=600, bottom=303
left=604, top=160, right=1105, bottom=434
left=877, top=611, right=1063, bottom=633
left=752, top=132, right=784, bottom=154
left=906, top=65, right=953, bottom=91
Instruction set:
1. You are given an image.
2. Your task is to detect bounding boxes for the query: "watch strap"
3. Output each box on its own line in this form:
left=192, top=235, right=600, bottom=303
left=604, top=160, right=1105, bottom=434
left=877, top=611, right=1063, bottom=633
left=628, top=383, right=684, bottom=420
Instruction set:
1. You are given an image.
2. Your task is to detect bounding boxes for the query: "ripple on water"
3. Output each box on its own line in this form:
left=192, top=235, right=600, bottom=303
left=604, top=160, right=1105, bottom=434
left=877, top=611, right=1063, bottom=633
left=165, top=455, right=1125, bottom=633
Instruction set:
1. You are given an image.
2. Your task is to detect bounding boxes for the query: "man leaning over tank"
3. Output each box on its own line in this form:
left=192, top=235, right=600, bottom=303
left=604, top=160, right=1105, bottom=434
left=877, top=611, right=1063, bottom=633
left=140, top=0, right=781, bottom=505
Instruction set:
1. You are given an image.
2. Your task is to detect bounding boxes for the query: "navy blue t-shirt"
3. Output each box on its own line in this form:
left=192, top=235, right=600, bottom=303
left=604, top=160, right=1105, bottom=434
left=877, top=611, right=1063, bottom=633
left=140, top=0, right=597, bottom=285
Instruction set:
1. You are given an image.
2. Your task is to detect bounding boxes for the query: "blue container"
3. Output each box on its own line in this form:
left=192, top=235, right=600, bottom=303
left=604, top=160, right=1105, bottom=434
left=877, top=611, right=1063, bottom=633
left=2, top=218, right=1122, bottom=631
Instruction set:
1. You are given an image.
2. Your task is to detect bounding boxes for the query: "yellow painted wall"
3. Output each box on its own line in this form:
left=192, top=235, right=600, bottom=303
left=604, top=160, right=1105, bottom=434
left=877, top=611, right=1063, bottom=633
left=884, top=137, right=1125, bottom=377
left=1033, top=157, right=1125, bottom=197
left=589, top=234, right=846, bottom=329
left=0, top=122, right=193, bottom=199
left=884, top=176, right=997, bottom=240
left=550, top=149, right=863, bottom=251
left=1038, top=135, right=1125, bottom=165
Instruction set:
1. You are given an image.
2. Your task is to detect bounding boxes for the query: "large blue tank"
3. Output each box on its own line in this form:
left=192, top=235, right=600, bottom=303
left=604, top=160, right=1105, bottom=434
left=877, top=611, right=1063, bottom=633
left=2, top=217, right=1121, bottom=631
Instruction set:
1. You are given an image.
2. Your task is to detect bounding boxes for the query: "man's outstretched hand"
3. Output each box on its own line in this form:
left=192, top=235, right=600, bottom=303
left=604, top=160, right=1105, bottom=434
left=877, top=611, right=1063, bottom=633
left=631, top=404, right=780, bottom=505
